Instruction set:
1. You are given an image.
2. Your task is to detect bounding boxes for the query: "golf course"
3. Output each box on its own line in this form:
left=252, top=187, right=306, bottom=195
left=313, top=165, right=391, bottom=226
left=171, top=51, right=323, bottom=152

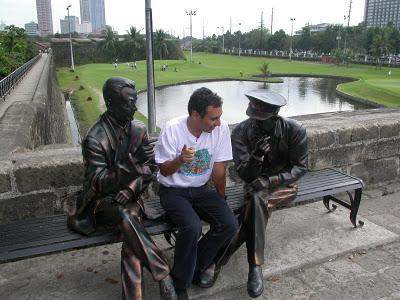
left=56, top=52, right=400, bottom=134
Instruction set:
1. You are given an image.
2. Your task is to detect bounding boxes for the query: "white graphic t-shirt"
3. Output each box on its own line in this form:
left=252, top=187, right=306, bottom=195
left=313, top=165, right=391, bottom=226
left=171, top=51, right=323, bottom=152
left=155, top=115, right=233, bottom=188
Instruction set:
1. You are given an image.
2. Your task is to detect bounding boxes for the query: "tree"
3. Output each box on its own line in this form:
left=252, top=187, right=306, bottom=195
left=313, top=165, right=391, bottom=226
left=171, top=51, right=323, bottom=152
left=98, top=27, right=119, bottom=60
left=296, top=26, right=312, bottom=51
left=332, top=48, right=353, bottom=65
left=268, top=30, right=287, bottom=51
left=0, top=25, right=36, bottom=79
left=312, top=25, right=338, bottom=54
left=154, top=29, right=169, bottom=60
left=258, top=62, right=270, bottom=88
left=369, top=28, right=390, bottom=69
left=125, top=26, right=145, bottom=61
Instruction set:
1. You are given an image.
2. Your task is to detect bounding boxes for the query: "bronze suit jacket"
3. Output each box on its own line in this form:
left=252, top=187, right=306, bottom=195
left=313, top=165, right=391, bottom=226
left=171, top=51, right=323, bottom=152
left=68, top=113, right=154, bottom=235
left=231, top=116, right=308, bottom=188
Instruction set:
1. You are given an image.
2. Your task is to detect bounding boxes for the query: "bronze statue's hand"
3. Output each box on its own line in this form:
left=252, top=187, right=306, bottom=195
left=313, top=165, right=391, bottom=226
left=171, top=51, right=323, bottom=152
left=114, top=189, right=133, bottom=206
left=252, top=136, right=271, bottom=159
left=180, top=144, right=195, bottom=163
left=250, top=177, right=270, bottom=191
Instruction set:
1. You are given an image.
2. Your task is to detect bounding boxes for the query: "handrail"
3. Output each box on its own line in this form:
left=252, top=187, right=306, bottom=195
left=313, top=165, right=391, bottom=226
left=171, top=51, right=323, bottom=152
left=0, top=53, right=42, bottom=101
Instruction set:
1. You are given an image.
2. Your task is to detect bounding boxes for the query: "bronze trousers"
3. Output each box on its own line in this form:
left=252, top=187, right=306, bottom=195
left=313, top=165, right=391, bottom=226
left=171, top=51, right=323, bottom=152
left=96, top=200, right=170, bottom=300
left=217, top=184, right=297, bottom=267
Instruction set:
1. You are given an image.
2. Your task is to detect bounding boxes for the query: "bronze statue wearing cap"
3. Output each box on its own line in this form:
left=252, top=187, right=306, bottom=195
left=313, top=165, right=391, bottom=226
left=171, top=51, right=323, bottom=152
left=68, top=77, right=176, bottom=300
left=217, top=90, right=308, bottom=298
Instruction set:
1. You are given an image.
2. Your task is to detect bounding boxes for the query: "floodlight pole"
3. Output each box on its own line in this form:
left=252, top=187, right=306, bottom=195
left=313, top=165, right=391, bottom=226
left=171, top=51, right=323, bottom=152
left=186, top=10, right=196, bottom=63
left=217, top=26, right=225, bottom=53
left=238, top=22, right=242, bottom=56
left=289, top=18, right=295, bottom=61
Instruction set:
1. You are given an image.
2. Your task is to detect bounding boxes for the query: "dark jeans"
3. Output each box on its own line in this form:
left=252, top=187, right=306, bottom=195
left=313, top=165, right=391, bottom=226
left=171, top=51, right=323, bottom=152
left=159, top=184, right=238, bottom=289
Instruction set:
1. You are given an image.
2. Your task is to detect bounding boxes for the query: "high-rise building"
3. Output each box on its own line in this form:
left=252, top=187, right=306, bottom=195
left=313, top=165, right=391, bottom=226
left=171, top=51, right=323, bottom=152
left=36, top=0, right=53, bottom=36
left=60, top=16, right=80, bottom=34
left=80, top=0, right=91, bottom=23
left=25, top=22, right=39, bottom=36
left=0, top=21, right=7, bottom=31
left=90, top=0, right=106, bottom=33
left=364, top=0, right=400, bottom=29
left=78, top=21, right=93, bottom=34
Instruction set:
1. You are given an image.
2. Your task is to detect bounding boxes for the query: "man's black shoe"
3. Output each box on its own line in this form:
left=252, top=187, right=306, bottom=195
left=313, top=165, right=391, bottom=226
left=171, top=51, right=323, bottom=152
left=247, top=265, right=264, bottom=298
left=193, top=263, right=221, bottom=288
left=175, top=288, right=189, bottom=300
left=159, top=275, right=177, bottom=300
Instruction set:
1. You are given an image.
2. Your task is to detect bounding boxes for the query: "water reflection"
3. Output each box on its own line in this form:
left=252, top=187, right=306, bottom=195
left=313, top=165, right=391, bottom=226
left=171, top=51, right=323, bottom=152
left=136, top=78, right=371, bottom=126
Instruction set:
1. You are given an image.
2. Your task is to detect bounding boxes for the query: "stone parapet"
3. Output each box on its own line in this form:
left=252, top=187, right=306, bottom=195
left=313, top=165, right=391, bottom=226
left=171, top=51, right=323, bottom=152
left=0, top=108, right=399, bottom=224
left=0, top=146, right=82, bottom=223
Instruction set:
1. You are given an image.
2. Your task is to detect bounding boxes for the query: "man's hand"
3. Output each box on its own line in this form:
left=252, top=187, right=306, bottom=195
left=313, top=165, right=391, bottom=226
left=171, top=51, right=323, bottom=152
left=179, top=144, right=195, bottom=163
left=135, top=138, right=157, bottom=164
left=114, top=188, right=133, bottom=206
left=159, top=144, right=195, bottom=177
left=252, top=136, right=271, bottom=159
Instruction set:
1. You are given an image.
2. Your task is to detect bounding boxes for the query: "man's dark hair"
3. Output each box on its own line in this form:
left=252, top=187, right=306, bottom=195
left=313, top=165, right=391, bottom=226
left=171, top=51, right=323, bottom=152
left=188, top=87, right=223, bottom=118
left=103, top=77, right=137, bottom=109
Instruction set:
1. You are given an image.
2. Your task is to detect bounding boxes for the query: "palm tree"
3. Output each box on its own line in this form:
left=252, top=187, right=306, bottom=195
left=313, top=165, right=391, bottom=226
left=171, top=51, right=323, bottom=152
left=154, top=29, right=169, bottom=60
left=370, top=31, right=389, bottom=69
left=259, top=62, right=270, bottom=88
left=126, top=26, right=144, bottom=61
left=99, top=27, right=119, bottom=60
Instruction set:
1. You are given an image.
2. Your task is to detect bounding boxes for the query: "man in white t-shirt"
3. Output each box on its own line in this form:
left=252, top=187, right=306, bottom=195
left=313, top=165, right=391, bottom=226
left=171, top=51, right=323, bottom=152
left=155, top=87, right=239, bottom=299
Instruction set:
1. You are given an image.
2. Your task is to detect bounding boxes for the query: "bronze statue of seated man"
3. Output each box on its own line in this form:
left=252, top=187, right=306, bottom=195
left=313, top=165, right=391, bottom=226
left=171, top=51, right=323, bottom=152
left=217, top=90, right=308, bottom=298
left=68, top=77, right=176, bottom=300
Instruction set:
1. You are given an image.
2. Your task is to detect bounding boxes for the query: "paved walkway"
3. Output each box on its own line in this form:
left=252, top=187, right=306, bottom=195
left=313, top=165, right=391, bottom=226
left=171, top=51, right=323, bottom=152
left=0, top=54, right=49, bottom=156
left=0, top=181, right=400, bottom=299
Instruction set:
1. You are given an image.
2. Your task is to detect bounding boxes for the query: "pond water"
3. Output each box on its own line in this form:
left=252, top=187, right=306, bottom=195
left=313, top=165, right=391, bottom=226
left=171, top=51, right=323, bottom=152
left=136, top=78, right=371, bottom=126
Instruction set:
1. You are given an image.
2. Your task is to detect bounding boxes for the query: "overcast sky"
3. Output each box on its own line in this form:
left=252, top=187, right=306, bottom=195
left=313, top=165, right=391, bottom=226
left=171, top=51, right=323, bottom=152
left=1, top=0, right=365, bottom=37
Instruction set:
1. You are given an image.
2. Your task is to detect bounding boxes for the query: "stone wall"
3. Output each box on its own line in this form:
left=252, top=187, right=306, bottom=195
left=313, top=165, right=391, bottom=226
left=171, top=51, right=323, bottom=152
left=0, top=53, right=70, bottom=157
left=31, top=55, right=70, bottom=146
left=0, top=108, right=399, bottom=224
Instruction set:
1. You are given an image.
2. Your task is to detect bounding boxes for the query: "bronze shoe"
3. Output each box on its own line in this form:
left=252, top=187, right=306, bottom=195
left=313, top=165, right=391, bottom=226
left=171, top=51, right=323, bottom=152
left=159, top=275, right=177, bottom=300
left=247, top=265, right=264, bottom=298
left=193, top=263, right=220, bottom=288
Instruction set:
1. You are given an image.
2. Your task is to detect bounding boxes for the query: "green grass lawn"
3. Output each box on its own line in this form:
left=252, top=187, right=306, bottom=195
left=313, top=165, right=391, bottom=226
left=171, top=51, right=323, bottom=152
left=57, top=52, right=400, bottom=134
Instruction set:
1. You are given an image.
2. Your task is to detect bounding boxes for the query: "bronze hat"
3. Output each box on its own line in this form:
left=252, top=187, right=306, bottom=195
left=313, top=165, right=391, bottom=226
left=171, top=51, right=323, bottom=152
left=245, top=90, right=287, bottom=120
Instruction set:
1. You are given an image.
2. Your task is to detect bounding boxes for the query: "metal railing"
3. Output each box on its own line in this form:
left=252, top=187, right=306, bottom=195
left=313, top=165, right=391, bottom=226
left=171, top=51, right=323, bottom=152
left=0, top=54, right=42, bottom=101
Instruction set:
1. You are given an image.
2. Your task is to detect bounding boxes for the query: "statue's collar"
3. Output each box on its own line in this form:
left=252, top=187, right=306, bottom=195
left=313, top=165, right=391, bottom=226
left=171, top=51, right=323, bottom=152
left=102, top=113, right=131, bottom=151
left=250, top=117, right=283, bottom=139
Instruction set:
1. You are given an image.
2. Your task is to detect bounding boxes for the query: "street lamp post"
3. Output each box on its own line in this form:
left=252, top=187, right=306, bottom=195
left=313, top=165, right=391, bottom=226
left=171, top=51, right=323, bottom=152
left=336, top=26, right=341, bottom=49
left=145, top=0, right=156, bottom=134
left=238, top=22, right=242, bottom=56
left=67, top=5, right=75, bottom=71
left=185, top=10, right=196, bottom=63
left=343, top=0, right=352, bottom=51
left=289, top=18, right=295, bottom=62
left=217, top=26, right=225, bottom=53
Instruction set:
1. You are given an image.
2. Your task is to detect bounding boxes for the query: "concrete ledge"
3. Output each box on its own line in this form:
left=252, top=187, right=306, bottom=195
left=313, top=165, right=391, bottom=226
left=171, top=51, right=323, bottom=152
left=13, top=148, right=83, bottom=193
left=350, top=158, right=400, bottom=184
left=0, top=192, right=58, bottom=223
left=0, top=162, right=12, bottom=194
